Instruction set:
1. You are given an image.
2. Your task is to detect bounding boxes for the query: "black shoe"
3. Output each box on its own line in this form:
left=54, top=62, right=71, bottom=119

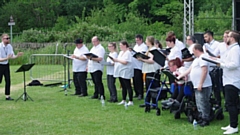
left=78, top=94, right=88, bottom=97
left=71, top=93, right=81, bottom=96
left=133, top=95, right=138, bottom=98
left=139, top=104, right=146, bottom=108
left=199, top=121, right=209, bottom=127
left=138, top=95, right=143, bottom=100
left=6, top=97, right=14, bottom=101
left=90, top=96, right=98, bottom=99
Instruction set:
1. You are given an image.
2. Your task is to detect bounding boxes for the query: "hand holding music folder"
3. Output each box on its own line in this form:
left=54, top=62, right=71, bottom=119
left=149, top=49, right=166, bottom=67
left=133, top=52, right=150, bottom=59
left=161, top=69, right=181, bottom=81
left=63, top=55, right=74, bottom=60
left=84, top=53, right=98, bottom=58
left=181, top=48, right=193, bottom=59
left=202, top=57, right=221, bottom=65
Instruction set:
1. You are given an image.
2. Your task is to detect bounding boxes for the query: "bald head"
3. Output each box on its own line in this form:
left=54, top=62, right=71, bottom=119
left=92, top=36, right=100, bottom=46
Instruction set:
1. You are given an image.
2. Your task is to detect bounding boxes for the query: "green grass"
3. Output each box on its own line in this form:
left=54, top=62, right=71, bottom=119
left=0, top=66, right=232, bottom=135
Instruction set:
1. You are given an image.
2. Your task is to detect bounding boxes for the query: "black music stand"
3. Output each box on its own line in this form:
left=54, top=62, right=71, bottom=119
left=15, top=63, right=35, bottom=102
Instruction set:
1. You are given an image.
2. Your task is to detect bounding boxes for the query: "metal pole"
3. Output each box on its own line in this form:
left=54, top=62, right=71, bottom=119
left=10, top=25, right=12, bottom=44
left=232, top=0, right=235, bottom=30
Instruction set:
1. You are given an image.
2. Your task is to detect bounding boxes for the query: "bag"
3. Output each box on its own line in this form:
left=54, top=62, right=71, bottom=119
left=28, top=80, right=43, bottom=86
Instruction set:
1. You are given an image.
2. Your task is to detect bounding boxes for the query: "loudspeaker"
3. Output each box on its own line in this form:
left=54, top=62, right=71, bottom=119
left=194, top=33, right=205, bottom=46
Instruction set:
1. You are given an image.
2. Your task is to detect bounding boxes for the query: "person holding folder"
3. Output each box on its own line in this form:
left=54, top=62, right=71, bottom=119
left=87, top=36, right=105, bottom=99
left=71, top=38, right=89, bottom=97
left=137, top=36, right=161, bottom=110
left=106, top=42, right=118, bottom=103
left=113, top=41, right=134, bottom=106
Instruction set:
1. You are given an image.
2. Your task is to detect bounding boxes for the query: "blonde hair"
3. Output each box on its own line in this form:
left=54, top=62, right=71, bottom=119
left=1, top=33, right=9, bottom=38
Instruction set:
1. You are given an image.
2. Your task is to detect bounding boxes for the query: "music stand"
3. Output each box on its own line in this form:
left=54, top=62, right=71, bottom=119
left=15, top=63, right=35, bottom=102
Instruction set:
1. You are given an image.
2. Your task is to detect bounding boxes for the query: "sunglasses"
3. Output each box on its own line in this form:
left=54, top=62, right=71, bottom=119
left=4, top=37, right=10, bottom=40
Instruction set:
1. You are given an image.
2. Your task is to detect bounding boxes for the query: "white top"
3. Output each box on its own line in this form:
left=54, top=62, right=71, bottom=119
left=72, top=45, right=89, bottom=72
left=213, top=42, right=227, bottom=58
left=132, top=43, right=148, bottom=70
left=106, top=52, right=118, bottom=75
left=203, top=39, right=220, bottom=55
left=0, top=42, right=15, bottom=64
left=168, top=45, right=182, bottom=61
left=114, top=50, right=133, bottom=79
left=176, top=39, right=185, bottom=50
left=183, top=44, right=195, bottom=69
left=88, top=44, right=105, bottom=73
left=220, top=43, right=240, bottom=89
left=142, top=47, right=161, bottom=73
left=190, top=53, right=212, bottom=88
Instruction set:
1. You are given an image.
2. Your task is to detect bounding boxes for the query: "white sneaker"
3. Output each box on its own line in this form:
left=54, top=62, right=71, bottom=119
left=118, top=100, right=125, bottom=105
left=221, top=125, right=231, bottom=130
left=223, top=127, right=238, bottom=134
left=127, top=101, right=134, bottom=106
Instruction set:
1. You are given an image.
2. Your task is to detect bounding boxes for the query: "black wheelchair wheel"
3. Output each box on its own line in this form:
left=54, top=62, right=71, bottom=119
left=156, top=108, right=161, bottom=116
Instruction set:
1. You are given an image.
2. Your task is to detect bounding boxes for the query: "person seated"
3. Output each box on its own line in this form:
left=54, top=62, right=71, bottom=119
left=161, top=58, right=189, bottom=108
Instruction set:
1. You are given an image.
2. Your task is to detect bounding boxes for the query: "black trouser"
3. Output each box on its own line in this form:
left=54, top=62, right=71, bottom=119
left=224, top=85, right=239, bottom=128
left=133, top=69, right=143, bottom=97
left=171, top=83, right=184, bottom=102
left=90, top=70, right=104, bottom=98
left=107, top=75, right=117, bottom=101
left=119, top=77, right=133, bottom=101
left=209, top=67, right=223, bottom=106
left=73, top=72, right=87, bottom=95
left=145, top=72, right=160, bottom=105
left=0, top=63, right=11, bottom=95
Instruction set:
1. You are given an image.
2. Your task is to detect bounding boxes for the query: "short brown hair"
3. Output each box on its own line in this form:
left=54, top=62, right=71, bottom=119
left=193, top=43, right=203, bottom=52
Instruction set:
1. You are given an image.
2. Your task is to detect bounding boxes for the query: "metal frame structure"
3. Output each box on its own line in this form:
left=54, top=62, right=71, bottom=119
left=183, top=0, right=194, bottom=44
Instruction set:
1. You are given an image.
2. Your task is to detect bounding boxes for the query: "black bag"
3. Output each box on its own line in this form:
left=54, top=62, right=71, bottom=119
left=28, top=80, right=43, bottom=86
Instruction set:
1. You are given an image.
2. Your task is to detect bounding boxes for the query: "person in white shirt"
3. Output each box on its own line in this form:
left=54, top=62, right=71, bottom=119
left=113, top=41, right=134, bottom=106
left=154, top=40, right=163, bottom=51
left=106, top=42, right=118, bottom=103
left=203, top=30, right=222, bottom=108
left=87, top=36, right=105, bottom=99
left=131, top=34, right=148, bottom=100
left=137, top=36, right=161, bottom=111
left=71, top=38, right=89, bottom=97
left=0, top=33, right=23, bottom=100
left=178, top=43, right=212, bottom=127
left=182, top=35, right=195, bottom=69
left=167, top=31, right=185, bottom=50
left=166, top=36, right=182, bottom=61
left=219, top=31, right=240, bottom=135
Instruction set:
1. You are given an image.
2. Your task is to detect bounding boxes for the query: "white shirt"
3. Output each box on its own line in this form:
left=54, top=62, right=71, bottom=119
left=190, top=53, right=212, bottom=88
left=114, top=50, right=133, bottom=79
left=176, top=39, right=185, bottom=50
left=72, top=45, right=89, bottom=72
left=183, top=43, right=195, bottom=69
left=87, top=44, right=105, bottom=73
left=142, top=47, right=161, bottom=73
left=213, top=42, right=227, bottom=58
left=132, top=43, right=148, bottom=70
left=168, top=45, right=182, bottom=61
left=203, top=39, right=220, bottom=55
left=106, top=52, right=118, bottom=75
left=220, top=43, right=240, bottom=89
left=0, top=42, right=15, bottom=64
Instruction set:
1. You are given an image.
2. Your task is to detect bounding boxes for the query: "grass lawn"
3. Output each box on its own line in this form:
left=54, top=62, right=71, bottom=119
left=0, top=66, right=233, bottom=135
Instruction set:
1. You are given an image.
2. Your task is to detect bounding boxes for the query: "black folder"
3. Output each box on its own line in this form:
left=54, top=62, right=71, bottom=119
left=161, top=69, right=180, bottom=81
left=160, top=48, right=171, bottom=55
left=206, top=50, right=216, bottom=57
left=149, top=49, right=166, bottom=67
left=108, top=55, right=114, bottom=60
left=133, top=52, right=150, bottom=59
left=181, top=48, right=193, bottom=59
left=84, top=53, right=98, bottom=58
left=202, top=57, right=220, bottom=65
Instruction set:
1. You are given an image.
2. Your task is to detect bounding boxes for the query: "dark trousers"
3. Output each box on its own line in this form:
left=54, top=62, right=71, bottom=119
left=224, top=85, right=239, bottom=128
left=90, top=70, right=105, bottom=98
left=107, top=75, right=117, bottom=101
left=0, top=63, right=11, bottom=95
left=145, top=72, right=160, bottom=104
left=133, top=69, right=143, bottom=97
left=171, top=84, right=184, bottom=102
left=119, top=77, right=133, bottom=101
left=73, top=72, right=87, bottom=95
left=209, top=67, right=223, bottom=106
